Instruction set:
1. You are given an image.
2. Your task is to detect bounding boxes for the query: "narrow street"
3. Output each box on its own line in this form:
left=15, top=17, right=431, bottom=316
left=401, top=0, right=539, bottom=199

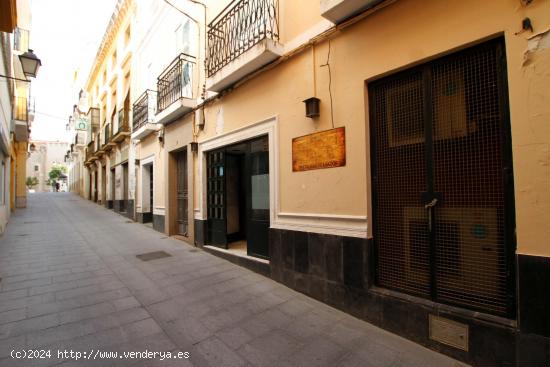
left=0, top=193, right=464, bottom=367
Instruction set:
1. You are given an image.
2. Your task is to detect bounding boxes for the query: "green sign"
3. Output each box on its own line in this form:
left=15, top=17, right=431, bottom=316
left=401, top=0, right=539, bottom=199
left=76, top=117, right=88, bottom=131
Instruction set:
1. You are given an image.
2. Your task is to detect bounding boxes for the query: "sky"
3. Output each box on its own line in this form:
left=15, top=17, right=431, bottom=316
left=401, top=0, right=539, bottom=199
left=29, top=0, right=117, bottom=142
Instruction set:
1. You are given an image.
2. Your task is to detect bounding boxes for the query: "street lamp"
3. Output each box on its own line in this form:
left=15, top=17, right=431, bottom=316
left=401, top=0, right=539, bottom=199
left=18, top=49, right=41, bottom=78
left=0, top=49, right=42, bottom=83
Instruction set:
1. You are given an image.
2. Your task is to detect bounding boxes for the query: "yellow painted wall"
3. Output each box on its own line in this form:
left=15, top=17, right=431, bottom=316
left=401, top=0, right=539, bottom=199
left=197, top=0, right=550, bottom=256
left=15, top=142, right=27, bottom=207
left=137, top=133, right=165, bottom=210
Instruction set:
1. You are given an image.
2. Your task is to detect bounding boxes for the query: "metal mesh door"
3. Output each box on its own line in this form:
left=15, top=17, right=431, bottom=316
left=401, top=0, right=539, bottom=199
left=370, top=38, right=514, bottom=317
left=431, top=41, right=510, bottom=315
left=176, top=151, right=188, bottom=236
left=370, top=71, right=431, bottom=298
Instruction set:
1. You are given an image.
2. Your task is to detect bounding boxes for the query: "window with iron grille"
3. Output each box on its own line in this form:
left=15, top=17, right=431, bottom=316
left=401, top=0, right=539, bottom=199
left=369, top=38, right=516, bottom=318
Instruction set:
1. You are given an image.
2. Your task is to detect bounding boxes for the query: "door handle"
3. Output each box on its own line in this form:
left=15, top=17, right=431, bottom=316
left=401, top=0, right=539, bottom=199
left=424, top=198, right=438, bottom=209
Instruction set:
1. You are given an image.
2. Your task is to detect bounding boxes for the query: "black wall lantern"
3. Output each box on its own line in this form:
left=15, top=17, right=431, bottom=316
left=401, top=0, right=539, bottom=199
left=303, top=97, right=320, bottom=118
left=19, top=49, right=42, bottom=79
left=190, top=142, right=198, bottom=153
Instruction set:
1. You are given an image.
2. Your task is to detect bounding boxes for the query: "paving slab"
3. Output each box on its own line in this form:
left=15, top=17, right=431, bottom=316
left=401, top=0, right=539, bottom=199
left=0, top=193, right=468, bottom=366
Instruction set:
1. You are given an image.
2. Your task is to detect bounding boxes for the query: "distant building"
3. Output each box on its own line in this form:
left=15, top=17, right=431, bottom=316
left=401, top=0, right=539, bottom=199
left=26, top=141, right=69, bottom=192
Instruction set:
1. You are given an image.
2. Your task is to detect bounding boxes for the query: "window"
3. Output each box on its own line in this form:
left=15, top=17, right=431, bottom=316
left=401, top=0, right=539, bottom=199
left=34, top=165, right=39, bottom=172
left=175, top=19, right=195, bottom=56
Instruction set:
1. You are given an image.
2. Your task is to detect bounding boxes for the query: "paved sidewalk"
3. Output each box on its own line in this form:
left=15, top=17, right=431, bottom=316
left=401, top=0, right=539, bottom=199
left=0, top=193, right=466, bottom=367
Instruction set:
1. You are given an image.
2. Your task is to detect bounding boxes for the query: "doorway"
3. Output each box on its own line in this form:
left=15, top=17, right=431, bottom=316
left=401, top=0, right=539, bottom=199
left=176, top=150, right=188, bottom=236
left=121, top=163, right=128, bottom=212
left=369, top=38, right=515, bottom=317
left=101, top=166, right=106, bottom=205
left=93, top=171, right=98, bottom=202
left=206, top=135, right=269, bottom=259
left=141, top=162, right=153, bottom=223
left=110, top=168, right=115, bottom=209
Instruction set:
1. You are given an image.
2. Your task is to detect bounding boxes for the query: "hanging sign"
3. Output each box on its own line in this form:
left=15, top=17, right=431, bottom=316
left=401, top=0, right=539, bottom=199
left=292, top=127, right=346, bottom=172
left=75, top=117, right=89, bottom=131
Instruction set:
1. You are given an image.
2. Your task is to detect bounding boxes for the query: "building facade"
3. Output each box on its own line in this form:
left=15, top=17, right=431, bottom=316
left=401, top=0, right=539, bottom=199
left=0, top=0, right=37, bottom=233
left=69, top=0, right=550, bottom=365
left=27, top=140, right=70, bottom=192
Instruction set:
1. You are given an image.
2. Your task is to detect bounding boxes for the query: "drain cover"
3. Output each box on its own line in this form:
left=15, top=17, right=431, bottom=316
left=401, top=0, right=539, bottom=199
left=136, top=251, right=172, bottom=261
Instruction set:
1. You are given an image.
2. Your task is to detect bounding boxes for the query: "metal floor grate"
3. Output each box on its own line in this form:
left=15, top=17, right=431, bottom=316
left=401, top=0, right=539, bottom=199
left=136, top=251, right=172, bottom=261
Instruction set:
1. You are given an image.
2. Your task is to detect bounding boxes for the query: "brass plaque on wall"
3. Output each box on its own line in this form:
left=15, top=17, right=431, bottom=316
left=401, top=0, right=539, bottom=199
left=292, top=127, right=346, bottom=172
left=429, top=315, right=469, bottom=351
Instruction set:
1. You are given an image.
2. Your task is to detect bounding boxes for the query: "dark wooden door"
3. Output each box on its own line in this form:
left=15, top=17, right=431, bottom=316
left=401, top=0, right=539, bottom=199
left=176, top=151, right=188, bottom=236
left=206, top=149, right=227, bottom=248
left=149, top=165, right=154, bottom=216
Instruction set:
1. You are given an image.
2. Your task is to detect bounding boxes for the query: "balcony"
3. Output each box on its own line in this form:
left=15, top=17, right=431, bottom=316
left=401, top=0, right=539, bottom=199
left=13, top=97, right=29, bottom=142
left=111, top=108, right=130, bottom=143
left=85, top=141, right=96, bottom=163
left=206, top=0, right=283, bottom=92
left=87, top=107, right=100, bottom=131
left=93, top=131, right=105, bottom=158
left=155, top=54, right=196, bottom=125
left=132, top=90, right=160, bottom=140
left=320, top=0, right=385, bottom=24
left=74, top=130, right=87, bottom=147
left=102, top=123, right=115, bottom=151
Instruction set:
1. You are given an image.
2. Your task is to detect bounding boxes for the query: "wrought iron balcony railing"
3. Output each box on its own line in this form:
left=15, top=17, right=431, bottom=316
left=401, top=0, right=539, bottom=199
left=114, top=108, right=130, bottom=135
left=103, top=123, right=110, bottom=146
left=157, top=54, right=195, bottom=113
left=206, top=0, right=279, bottom=77
left=14, top=97, right=28, bottom=121
left=132, top=90, right=157, bottom=131
left=95, top=132, right=101, bottom=151
left=86, top=141, right=95, bottom=161
left=87, top=107, right=100, bottom=130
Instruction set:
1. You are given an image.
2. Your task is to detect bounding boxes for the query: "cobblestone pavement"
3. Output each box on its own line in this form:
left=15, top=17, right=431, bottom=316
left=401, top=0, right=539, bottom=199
left=0, top=193, right=467, bottom=367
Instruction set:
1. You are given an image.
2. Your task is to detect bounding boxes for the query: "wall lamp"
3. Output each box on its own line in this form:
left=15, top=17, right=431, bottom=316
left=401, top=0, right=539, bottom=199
left=303, top=97, right=320, bottom=118
left=0, top=49, right=42, bottom=82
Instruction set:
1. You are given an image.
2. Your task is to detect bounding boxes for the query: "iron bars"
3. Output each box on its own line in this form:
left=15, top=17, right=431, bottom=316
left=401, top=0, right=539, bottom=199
left=132, top=90, right=157, bottom=131
left=157, top=54, right=195, bottom=113
left=206, top=0, right=279, bottom=77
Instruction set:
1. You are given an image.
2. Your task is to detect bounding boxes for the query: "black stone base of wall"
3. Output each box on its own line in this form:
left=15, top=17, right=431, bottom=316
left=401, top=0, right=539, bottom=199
left=153, top=214, right=165, bottom=233
left=136, top=212, right=153, bottom=223
left=126, top=200, right=134, bottom=220
left=105, top=200, right=112, bottom=209
left=268, top=228, right=550, bottom=367
left=194, top=219, right=206, bottom=246
left=113, top=200, right=121, bottom=213
left=202, top=245, right=270, bottom=277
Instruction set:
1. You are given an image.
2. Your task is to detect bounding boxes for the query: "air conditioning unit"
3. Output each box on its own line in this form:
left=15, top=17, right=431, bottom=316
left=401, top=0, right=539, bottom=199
left=403, top=206, right=500, bottom=298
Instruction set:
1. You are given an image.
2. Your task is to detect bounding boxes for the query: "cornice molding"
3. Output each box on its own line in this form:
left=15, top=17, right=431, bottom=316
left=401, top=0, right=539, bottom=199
left=85, top=0, right=134, bottom=93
